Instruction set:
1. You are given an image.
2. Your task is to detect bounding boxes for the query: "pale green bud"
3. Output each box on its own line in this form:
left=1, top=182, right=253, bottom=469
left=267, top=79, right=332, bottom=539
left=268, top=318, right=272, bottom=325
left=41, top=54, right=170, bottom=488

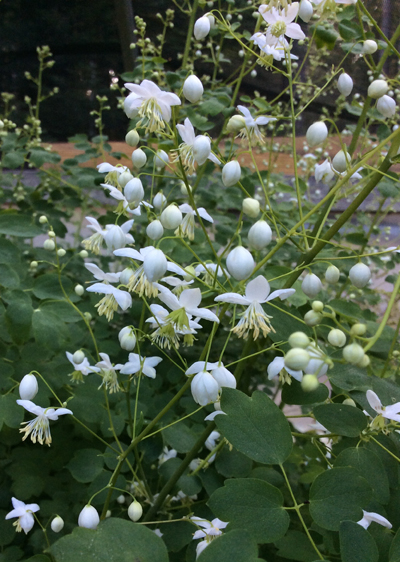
left=301, top=374, right=319, bottom=392
left=343, top=343, right=365, bottom=364
left=304, top=310, right=322, bottom=326
left=131, top=148, right=147, bottom=168
left=350, top=323, right=367, bottom=336
left=43, top=239, right=55, bottom=251
left=125, top=129, right=140, bottom=147
left=328, top=329, right=346, bottom=347
left=75, top=284, right=84, bottom=296
left=312, top=300, right=324, bottom=313
left=325, top=264, right=340, bottom=284
left=284, top=348, right=310, bottom=371
left=343, top=398, right=356, bottom=407
left=128, top=501, right=143, bottom=522
left=242, top=198, right=260, bottom=218
left=73, top=350, right=85, bottom=364
left=288, top=331, right=310, bottom=349
left=51, top=516, right=64, bottom=533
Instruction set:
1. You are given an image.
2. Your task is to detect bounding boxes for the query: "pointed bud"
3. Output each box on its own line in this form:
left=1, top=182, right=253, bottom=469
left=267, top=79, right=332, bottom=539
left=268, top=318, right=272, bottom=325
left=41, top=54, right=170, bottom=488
left=285, top=348, right=310, bottom=371
left=128, top=501, right=143, bottom=522
left=337, top=73, right=353, bottom=97
left=160, top=204, right=183, bottom=229
left=248, top=220, right=272, bottom=250
left=119, top=326, right=136, bottom=351
left=304, top=310, right=322, bottom=326
left=73, top=350, right=85, bottom=364
left=288, top=332, right=310, bottom=349
left=183, top=75, right=204, bottom=103
left=362, top=40, right=378, bottom=54
left=143, top=249, right=168, bottom=282
left=343, top=343, right=364, bottom=364
left=226, top=115, right=246, bottom=133
left=222, top=161, right=241, bottom=187
left=377, top=95, right=396, bottom=118
left=325, top=264, right=340, bottom=284
left=146, top=220, right=164, bottom=240
left=332, top=149, right=350, bottom=173
left=19, top=374, right=38, bottom=400
left=343, top=398, right=356, bottom=407
left=298, top=0, right=313, bottom=22
left=118, top=171, right=134, bottom=188
left=302, top=273, right=322, bottom=299
left=242, top=197, right=260, bottom=218
left=368, top=80, right=389, bottom=99
left=301, top=374, right=319, bottom=392
left=226, top=246, right=255, bottom=281
left=153, top=192, right=166, bottom=210
left=124, top=178, right=144, bottom=206
left=349, top=263, right=371, bottom=288
left=328, top=329, right=346, bottom=347
left=78, top=505, right=100, bottom=530
left=306, top=122, right=328, bottom=147
left=193, top=135, right=211, bottom=165
left=154, top=150, right=169, bottom=169
left=131, top=148, right=147, bottom=168
left=51, top=516, right=64, bottom=533
left=194, top=16, right=211, bottom=40
left=125, top=129, right=140, bottom=147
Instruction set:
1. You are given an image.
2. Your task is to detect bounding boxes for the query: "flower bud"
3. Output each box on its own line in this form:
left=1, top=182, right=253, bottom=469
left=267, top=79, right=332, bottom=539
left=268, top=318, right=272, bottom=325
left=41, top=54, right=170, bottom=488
left=183, top=75, right=204, bottom=103
left=301, top=374, right=319, bottom=392
left=117, top=495, right=125, bottom=504
left=78, top=505, right=100, bottom=530
left=118, top=326, right=137, bottom=351
left=57, top=248, right=66, bottom=257
left=73, top=350, right=85, bottom=364
left=39, top=215, right=48, bottom=224
left=248, top=220, right=272, bottom=250
left=124, top=178, right=144, bottom=207
left=118, top=171, right=134, bottom=188
left=349, top=263, right=371, bottom=288
left=75, top=284, right=84, bottom=296
left=190, top=371, right=219, bottom=405
left=154, top=149, right=169, bottom=169
left=103, top=225, right=128, bottom=252
left=146, top=220, right=164, bottom=240
left=302, top=273, right=322, bottom=299
left=337, top=73, right=353, bottom=97
left=193, top=135, right=211, bottom=165
left=358, top=354, right=370, bottom=367
left=30, top=261, right=38, bottom=268
left=343, top=343, right=365, bottom=364
left=306, top=122, right=328, bottom=147
left=328, top=329, right=346, bottom=347
left=222, top=161, right=241, bottom=187
left=43, top=239, right=55, bottom=251
left=131, top=148, right=147, bottom=168
left=312, top=300, right=324, bottom=313
left=226, top=115, right=246, bottom=133
left=298, top=0, right=313, bottom=22
left=125, top=129, right=140, bottom=147
left=377, top=95, right=396, bottom=118
left=183, top=265, right=196, bottom=281
left=325, top=264, right=340, bottom=284
left=242, top=198, right=260, bottom=218
left=226, top=246, right=255, bottom=281
left=160, top=204, right=183, bottom=229
left=343, top=398, right=356, bottom=407
left=285, top=348, right=310, bottom=371
left=350, top=323, right=366, bottom=336
left=368, top=79, right=389, bottom=99
left=128, top=501, right=143, bottom=522
left=332, top=149, right=350, bottom=173
left=51, top=516, right=64, bottom=533
left=120, top=268, right=134, bottom=285
left=194, top=16, right=211, bottom=40
left=304, top=310, right=322, bottom=327
left=288, top=332, right=310, bottom=349
left=363, top=40, right=378, bottom=54
left=153, top=192, right=166, bottom=210
left=79, top=250, right=89, bottom=258
left=143, top=249, right=168, bottom=282
left=19, top=374, right=38, bottom=400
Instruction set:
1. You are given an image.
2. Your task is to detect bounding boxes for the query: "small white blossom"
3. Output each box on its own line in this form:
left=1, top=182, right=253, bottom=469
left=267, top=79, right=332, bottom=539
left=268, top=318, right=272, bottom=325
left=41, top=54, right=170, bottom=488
left=86, top=283, right=132, bottom=321
left=357, top=510, right=392, bottom=530
left=237, top=105, right=276, bottom=144
left=120, top=353, right=163, bottom=379
left=175, top=204, right=213, bottom=241
left=191, top=516, right=228, bottom=558
left=17, top=400, right=73, bottom=446
left=171, top=118, right=219, bottom=173
left=66, top=351, right=100, bottom=381
left=364, top=390, right=400, bottom=423
left=5, top=497, right=40, bottom=534
left=158, top=447, right=178, bottom=465
left=259, top=3, right=305, bottom=42
left=95, top=353, right=124, bottom=394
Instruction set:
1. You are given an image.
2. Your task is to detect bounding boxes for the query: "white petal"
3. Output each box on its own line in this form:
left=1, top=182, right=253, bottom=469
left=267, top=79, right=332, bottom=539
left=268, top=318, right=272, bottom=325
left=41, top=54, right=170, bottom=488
left=214, top=292, right=250, bottom=305
left=267, top=357, right=285, bottom=379
left=180, top=288, right=202, bottom=309
left=266, top=288, right=296, bottom=302
left=245, top=275, right=271, bottom=302
left=16, top=400, right=45, bottom=416
left=366, top=389, right=383, bottom=413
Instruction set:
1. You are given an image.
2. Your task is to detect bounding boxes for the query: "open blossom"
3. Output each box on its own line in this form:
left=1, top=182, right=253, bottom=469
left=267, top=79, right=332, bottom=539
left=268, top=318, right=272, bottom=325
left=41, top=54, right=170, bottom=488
left=268, top=356, right=303, bottom=384
left=259, top=3, right=305, bottom=43
left=102, top=183, right=151, bottom=217
left=175, top=204, right=213, bottom=241
left=146, top=304, right=202, bottom=349
left=191, top=516, right=228, bottom=558
left=82, top=216, right=134, bottom=254
left=364, top=390, right=400, bottom=424
left=124, top=79, right=181, bottom=133
left=357, top=510, right=392, bottom=530
left=66, top=351, right=100, bottom=382
left=195, top=263, right=230, bottom=285
left=251, top=31, right=298, bottom=63
left=158, top=446, right=177, bottom=465
left=215, top=275, right=295, bottom=340
left=86, top=283, right=132, bottom=321
left=97, top=162, right=130, bottom=186
left=120, top=353, right=163, bottom=379
left=171, top=118, right=220, bottom=174
left=237, top=105, right=276, bottom=144
left=186, top=361, right=236, bottom=405
left=16, top=400, right=72, bottom=446
left=95, top=353, right=124, bottom=393
left=6, top=497, right=40, bottom=534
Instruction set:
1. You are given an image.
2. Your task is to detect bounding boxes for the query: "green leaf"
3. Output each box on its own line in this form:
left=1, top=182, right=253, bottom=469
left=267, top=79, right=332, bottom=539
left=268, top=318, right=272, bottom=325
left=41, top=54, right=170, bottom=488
left=309, top=467, right=372, bottom=531
left=275, top=530, right=323, bottom=562
left=32, top=274, right=73, bottom=299
left=314, top=25, right=338, bottom=50
left=339, top=521, right=379, bottom=562
left=0, top=394, right=24, bottom=431
left=0, top=214, right=42, bottom=237
left=163, top=422, right=201, bottom=453
left=67, top=449, right=104, bottom=483
left=389, top=527, right=400, bottom=562
left=208, top=478, right=289, bottom=543
left=215, top=446, right=252, bottom=478
left=282, top=379, right=329, bottom=405
left=338, top=20, right=362, bottom=41
left=0, top=264, right=19, bottom=288
left=335, top=447, right=390, bottom=504
left=313, top=404, right=367, bottom=437
left=51, top=518, right=168, bottom=562
left=32, top=309, right=68, bottom=349
left=0, top=239, right=20, bottom=263
left=29, top=148, right=61, bottom=167
left=216, top=389, right=293, bottom=464
left=40, top=301, right=82, bottom=323
left=197, top=529, right=261, bottom=562
left=5, top=299, right=33, bottom=345
left=3, top=151, right=25, bottom=168
left=200, top=99, right=225, bottom=116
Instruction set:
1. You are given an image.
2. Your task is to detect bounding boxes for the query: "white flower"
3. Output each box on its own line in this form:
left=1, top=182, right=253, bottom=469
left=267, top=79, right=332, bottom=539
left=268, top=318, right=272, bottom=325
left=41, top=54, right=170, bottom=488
left=364, top=390, right=400, bottom=422
left=195, top=263, right=229, bottom=285
left=19, top=374, right=38, bottom=400
left=357, top=510, right=392, bottom=530
left=86, top=283, right=132, bottom=321
left=97, top=163, right=130, bottom=186
left=95, top=353, right=124, bottom=394
left=5, top=497, right=40, bottom=534
left=194, top=15, right=212, bottom=40
left=259, top=3, right=305, bottom=42
left=268, top=356, right=303, bottom=383
left=120, top=353, right=163, bottom=379
left=205, top=430, right=221, bottom=451
left=306, top=122, right=328, bottom=147
left=171, top=118, right=219, bottom=174
left=16, top=400, right=73, bottom=446
left=191, top=516, right=228, bottom=556
left=215, top=275, right=295, bottom=339
left=237, top=105, right=276, bottom=144
left=158, top=446, right=178, bottom=465
left=315, top=159, right=335, bottom=184
left=102, top=183, right=150, bottom=216
left=175, top=204, right=213, bottom=241
left=183, top=75, right=204, bottom=103
left=123, top=79, right=181, bottom=133
left=85, top=263, right=121, bottom=283
left=377, top=95, right=396, bottom=118
left=155, top=285, right=220, bottom=329
left=226, top=246, right=255, bottom=281
left=66, top=351, right=100, bottom=380
left=146, top=304, right=201, bottom=349
left=103, top=221, right=134, bottom=252
left=186, top=361, right=236, bottom=405
left=81, top=217, right=106, bottom=254
left=78, top=505, right=100, bottom=530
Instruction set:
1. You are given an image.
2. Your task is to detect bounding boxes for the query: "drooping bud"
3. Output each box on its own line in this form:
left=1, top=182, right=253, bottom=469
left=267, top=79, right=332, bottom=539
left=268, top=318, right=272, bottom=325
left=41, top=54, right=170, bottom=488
left=298, top=0, right=313, bottom=22
left=248, top=220, right=272, bottom=250
left=183, top=75, right=204, bottom=103
left=242, top=198, right=260, bottom=218
left=193, top=135, right=211, bottom=165
left=285, top=348, right=310, bottom=371
left=302, top=273, right=322, bottom=299
left=350, top=323, right=366, bottom=336
left=143, top=249, right=168, bottom=282
left=190, top=371, right=219, bottom=405
left=78, top=505, right=100, bottom=530
left=19, top=374, right=39, bottom=400
left=194, top=15, right=211, bottom=40
left=343, top=398, right=356, bottom=407
left=362, top=40, right=378, bottom=54
left=154, top=150, right=169, bottom=169
left=160, top=204, right=183, bottom=229
left=343, top=343, right=365, bottom=365
left=128, top=501, right=143, bottom=522
left=131, top=148, right=147, bottom=168
left=222, top=161, right=241, bottom=187
left=153, top=192, right=166, bottom=210
left=349, top=263, right=371, bottom=288
left=226, top=246, right=255, bottom=281
left=75, top=284, right=85, bottom=296
left=124, top=178, right=144, bottom=207
left=304, top=310, right=322, bottom=327
left=288, top=332, right=310, bottom=349
left=118, top=326, right=137, bottom=351
left=118, top=171, right=134, bottom=188
left=120, top=267, right=134, bottom=286
left=325, top=264, right=340, bottom=284
left=146, top=220, right=164, bottom=240
left=125, top=129, right=140, bottom=147
left=301, top=374, right=319, bottom=392
left=51, top=516, right=64, bottom=533
left=377, top=95, right=396, bottom=118
left=337, top=73, right=353, bottom=97
left=328, top=329, right=346, bottom=347
left=226, top=115, right=246, bottom=133
left=368, top=80, right=389, bottom=99
left=332, top=149, right=350, bottom=173
left=43, top=239, right=55, bottom=251
left=103, top=225, right=128, bottom=252
left=73, top=350, right=86, bottom=364
left=306, top=122, right=328, bottom=147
